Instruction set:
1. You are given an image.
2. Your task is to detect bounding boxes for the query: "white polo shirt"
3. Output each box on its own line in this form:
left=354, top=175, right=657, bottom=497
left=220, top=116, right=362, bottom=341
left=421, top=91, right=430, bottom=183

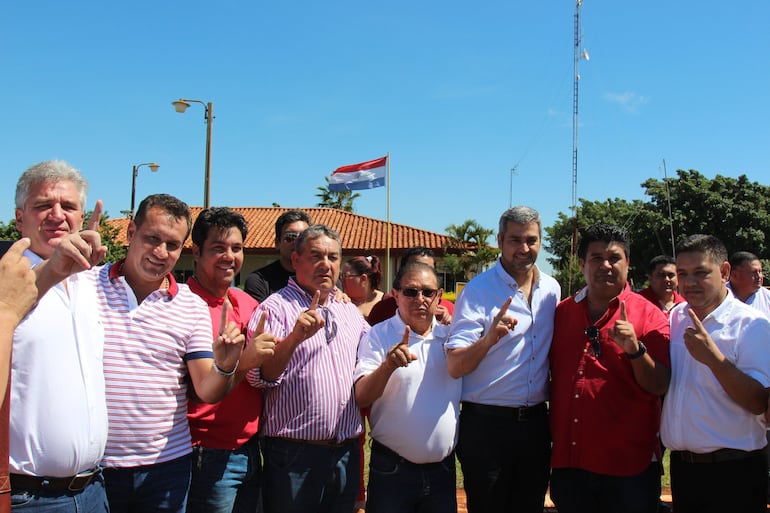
left=661, top=295, right=770, bottom=452
left=355, top=313, right=461, bottom=464
left=10, top=251, right=107, bottom=477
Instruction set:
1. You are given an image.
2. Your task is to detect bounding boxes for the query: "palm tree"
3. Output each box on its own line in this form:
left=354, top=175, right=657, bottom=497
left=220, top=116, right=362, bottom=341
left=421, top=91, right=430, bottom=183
left=444, top=219, right=498, bottom=279
left=315, top=177, right=361, bottom=212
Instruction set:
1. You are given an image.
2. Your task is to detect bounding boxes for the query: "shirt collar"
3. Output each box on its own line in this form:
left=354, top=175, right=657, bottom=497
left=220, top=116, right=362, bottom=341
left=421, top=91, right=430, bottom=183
left=109, top=259, right=179, bottom=297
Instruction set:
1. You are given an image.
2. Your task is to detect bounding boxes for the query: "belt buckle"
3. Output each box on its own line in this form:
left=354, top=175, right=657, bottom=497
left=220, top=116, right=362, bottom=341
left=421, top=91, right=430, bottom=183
left=67, top=472, right=94, bottom=492
left=516, top=406, right=529, bottom=422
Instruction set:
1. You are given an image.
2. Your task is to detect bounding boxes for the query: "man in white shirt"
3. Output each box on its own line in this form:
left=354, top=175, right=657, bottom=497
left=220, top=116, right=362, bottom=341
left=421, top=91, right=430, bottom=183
left=728, top=251, right=770, bottom=316
left=661, top=235, right=770, bottom=513
left=444, top=206, right=561, bottom=513
left=354, top=262, right=461, bottom=513
left=9, top=160, right=109, bottom=513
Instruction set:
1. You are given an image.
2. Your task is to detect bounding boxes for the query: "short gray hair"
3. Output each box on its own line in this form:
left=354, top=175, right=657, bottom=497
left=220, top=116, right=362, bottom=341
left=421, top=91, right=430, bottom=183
left=498, top=206, right=541, bottom=237
left=16, top=160, right=88, bottom=210
left=295, top=224, right=342, bottom=254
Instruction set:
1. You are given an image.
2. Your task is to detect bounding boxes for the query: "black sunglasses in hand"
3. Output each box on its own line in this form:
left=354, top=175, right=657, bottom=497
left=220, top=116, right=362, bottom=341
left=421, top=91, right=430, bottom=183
left=585, top=325, right=601, bottom=358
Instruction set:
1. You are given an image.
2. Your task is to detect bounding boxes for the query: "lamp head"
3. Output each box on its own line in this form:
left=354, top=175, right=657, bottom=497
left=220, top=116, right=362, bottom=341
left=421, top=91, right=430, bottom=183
left=148, top=163, right=160, bottom=173
left=172, top=99, right=190, bottom=113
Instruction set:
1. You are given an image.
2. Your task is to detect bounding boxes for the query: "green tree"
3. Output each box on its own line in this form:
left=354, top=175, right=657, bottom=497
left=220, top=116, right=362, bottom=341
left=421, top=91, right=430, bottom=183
left=545, top=169, right=770, bottom=295
left=315, top=177, right=361, bottom=212
left=0, top=219, right=20, bottom=240
left=444, top=219, right=498, bottom=280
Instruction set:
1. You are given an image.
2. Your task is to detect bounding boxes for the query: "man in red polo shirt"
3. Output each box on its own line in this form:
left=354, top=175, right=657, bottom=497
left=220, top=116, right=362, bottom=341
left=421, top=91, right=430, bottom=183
left=549, top=223, right=671, bottom=513
left=186, top=207, right=277, bottom=513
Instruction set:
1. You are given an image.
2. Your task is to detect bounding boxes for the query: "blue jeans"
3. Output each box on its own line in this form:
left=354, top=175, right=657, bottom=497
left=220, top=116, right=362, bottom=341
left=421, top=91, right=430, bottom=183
left=186, top=436, right=262, bottom=513
left=261, top=437, right=359, bottom=513
left=549, top=463, right=661, bottom=513
left=103, top=454, right=192, bottom=513
left=10, top=473, right=109, bottom=512
left=366, top=441, right=456, bottom=513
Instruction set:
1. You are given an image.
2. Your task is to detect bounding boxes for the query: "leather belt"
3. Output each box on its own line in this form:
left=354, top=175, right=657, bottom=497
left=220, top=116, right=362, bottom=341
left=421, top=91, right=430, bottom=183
left=276, top=436, right=358, bottom=448
left=371, top=439, right=453, bottom=467
left=10, top=468, right=100, bottom=493
left=461, top=401, right=548, bottom=421
left=672, top=448, right=765, bottom=464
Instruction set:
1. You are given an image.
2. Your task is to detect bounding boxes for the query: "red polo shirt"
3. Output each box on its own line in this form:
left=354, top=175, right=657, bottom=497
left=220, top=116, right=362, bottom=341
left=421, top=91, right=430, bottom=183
left=187, top=278, right=263, bottom=450
left=549, top=284, right=670, bottom=476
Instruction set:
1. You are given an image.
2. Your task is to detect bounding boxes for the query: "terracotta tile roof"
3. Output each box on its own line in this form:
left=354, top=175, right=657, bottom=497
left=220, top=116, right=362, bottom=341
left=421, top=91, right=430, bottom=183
left=107, top=207, right=462, bottom=255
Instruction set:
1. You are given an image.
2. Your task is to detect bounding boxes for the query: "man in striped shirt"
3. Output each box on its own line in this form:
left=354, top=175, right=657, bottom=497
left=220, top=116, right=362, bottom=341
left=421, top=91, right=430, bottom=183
left=96, top=194, right=246, bottom=513
left=247, top=224, right=369, bottom=513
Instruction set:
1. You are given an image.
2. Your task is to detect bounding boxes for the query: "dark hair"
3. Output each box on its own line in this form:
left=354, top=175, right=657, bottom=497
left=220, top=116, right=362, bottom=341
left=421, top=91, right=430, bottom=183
left=393, top=262, right=439, bottom=290
left=676, top=234, right=728, bottom=265
left=191, top=207, right=248, bottom=247
left=647, top=255, right=675, bottom=274
left=134, top=194, right=192, bottom=239
left=729, top=251, right=760, bottom=268
left=346, top=255, right=382, bottom=290
left=399, top=246, right=435, bottom=268
left=498, top=206, right=541, bottom=238
left=578, top=223, right=630, bottom=260
left=295, top=224, right=341, bottom=254
left=275, top=210, right=311, bottom=243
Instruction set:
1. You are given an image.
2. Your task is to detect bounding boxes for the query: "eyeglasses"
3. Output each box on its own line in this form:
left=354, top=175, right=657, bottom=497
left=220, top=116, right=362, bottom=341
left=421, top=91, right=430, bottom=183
left=401, top=288, right=438, bottom=299
left=585, top=325, right=600, bottom=358
left=282, top=232, right=299, bottom=243
left=321, top=307, right=338, bottom=344
left=341, top=272, right=361, bottom=279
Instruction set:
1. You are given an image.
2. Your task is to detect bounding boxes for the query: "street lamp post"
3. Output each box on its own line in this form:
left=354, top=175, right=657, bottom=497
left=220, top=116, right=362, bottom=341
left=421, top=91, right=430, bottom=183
left=129, top=162, right=160, bottom=218
left=172, top=98, right=214, bottom=208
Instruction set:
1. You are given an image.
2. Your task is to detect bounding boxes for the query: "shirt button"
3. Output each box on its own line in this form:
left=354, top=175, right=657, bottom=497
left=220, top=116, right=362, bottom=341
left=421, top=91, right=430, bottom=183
left=573, top=418, right=578, bottom=423
left=574, top=394, right=579, bottom=398
left=578, top=371, right=584, bottom=376
left=572, top=441, right=577, bottom=446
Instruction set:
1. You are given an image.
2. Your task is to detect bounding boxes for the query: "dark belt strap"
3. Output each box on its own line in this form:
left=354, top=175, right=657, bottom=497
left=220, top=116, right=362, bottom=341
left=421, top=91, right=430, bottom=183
left=371, top=439, right=453, bottom=467
left=461, top=401, right=548, bottom=421
left=10, top=469, right=100, bottom=493
left=671, top=448, right=765, bottom=464
left=272, top=436, right=357, bottom=449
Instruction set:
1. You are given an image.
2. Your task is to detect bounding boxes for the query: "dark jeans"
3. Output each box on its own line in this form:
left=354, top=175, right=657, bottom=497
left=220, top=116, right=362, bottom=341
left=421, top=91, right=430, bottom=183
left=103, top=454, right=192, bottom=513
left=261, top=437, right=359, bottom=513
left=670, top=449, right=768, bottom=513
left=186, top=436, right=262, bottom=513
left=10, top=473, right=109, bottom=513
left=366, top=441, right=456, bottom=513
left=456, top=404, right=551, bottom=513
left=549, top=463, right=660, bottom=513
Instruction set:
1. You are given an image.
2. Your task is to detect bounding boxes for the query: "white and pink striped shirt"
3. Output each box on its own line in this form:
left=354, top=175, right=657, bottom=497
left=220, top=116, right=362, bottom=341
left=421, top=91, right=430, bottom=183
left=97, top=262, right=214, bottom=467
left=247, top=279, right=368, bottom=442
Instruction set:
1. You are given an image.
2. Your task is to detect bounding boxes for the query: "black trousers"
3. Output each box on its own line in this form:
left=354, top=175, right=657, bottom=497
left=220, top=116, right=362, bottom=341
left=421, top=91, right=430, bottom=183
left=670, top=449, right=768, bottom=513
left=456, top=403, right=551, bottom=513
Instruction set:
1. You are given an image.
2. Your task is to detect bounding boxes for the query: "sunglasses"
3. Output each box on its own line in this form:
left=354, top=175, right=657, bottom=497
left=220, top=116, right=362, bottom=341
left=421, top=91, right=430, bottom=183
left=585, top=325, right=601, bottom=358
left=282, top=232, right=299, bottom=243
left=401, top=288, right=438, bottom=299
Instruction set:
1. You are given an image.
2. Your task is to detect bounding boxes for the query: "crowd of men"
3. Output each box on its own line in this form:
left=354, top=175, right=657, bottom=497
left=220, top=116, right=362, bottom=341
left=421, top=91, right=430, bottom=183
left=2, top=159, right=770, bottom=513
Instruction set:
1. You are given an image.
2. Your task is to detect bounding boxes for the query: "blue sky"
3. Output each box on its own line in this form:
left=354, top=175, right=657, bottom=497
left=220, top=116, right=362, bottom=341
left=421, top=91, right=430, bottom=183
left=2, top=1, right=768, bottom=270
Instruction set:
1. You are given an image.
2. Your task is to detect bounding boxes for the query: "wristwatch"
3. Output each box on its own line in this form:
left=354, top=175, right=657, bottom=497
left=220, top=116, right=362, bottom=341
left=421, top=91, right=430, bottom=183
left=626, top=341, right=647, bottom=360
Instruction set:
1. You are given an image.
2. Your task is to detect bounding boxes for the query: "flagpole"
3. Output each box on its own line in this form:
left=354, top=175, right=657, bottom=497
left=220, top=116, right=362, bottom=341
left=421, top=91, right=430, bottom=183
left=386, top=152, right=391, bottom=293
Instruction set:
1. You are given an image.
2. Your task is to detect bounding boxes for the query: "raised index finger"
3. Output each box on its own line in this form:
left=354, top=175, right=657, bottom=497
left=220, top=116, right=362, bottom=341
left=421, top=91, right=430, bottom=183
left=84, top=200, right=103, bottom=232
left=619, top=301, right=627, bottom=321
left=218, top=301, right=230, bottom=336
left=492, top=296, right=513, bottom=325
left=308, top=290, right=320, bottom=310
left=687, top=307, right=706, bottom=332
left=254, top=312, right=267, bottom=336
left=400, top=326, right=410, bottom=346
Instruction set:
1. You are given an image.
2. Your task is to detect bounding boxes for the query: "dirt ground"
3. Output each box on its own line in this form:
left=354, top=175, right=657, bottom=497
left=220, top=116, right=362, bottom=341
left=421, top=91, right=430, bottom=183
left=455, top=487, right=673, bottom=513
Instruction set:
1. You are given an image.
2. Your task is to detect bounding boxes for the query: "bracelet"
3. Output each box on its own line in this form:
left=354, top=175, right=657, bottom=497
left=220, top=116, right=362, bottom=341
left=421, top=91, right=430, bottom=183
left=213, top=359, right=239, bottom=377
left=626, top=341, right=647, bottom=360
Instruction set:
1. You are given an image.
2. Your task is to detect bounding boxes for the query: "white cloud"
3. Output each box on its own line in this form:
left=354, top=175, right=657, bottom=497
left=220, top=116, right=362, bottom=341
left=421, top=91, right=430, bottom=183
left=603, top=91, right=649, bottom=114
